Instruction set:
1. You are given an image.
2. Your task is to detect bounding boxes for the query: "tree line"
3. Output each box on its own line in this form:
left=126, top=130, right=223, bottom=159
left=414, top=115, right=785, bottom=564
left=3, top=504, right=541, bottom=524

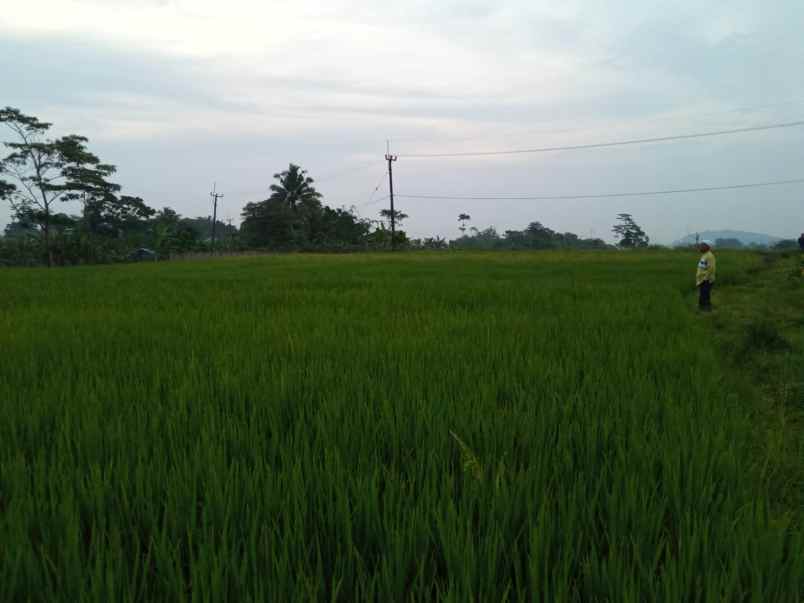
left=2, top=107, right=657, bottom=267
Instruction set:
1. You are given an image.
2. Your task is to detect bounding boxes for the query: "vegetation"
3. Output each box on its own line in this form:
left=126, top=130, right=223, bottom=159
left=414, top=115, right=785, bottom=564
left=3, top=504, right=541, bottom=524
left=450, top=222, right=608, bottom=250
left=0, top=107, right=120, bottom=266
left=708, top=252, right=804, bottom=517
left=715, top=237, right=744, bottom=249
left=457, top=213, right=471, bottom=235
left=1, top=108, right=635, bottom=267
left=0, top=107, right=250, bottom=266
left=612, top=213, right=649, bottom=248
left=1, top=251, right=801, bottom=600
left=774, top=238, right=800, bottom=250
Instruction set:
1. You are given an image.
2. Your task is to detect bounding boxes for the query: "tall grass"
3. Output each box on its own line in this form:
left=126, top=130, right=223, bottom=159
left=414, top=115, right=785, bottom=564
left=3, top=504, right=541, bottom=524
left=0, top=251, right=800, bottom=601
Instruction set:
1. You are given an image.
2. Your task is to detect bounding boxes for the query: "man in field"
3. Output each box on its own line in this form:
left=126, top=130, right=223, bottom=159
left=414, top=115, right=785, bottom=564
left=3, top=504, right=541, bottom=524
left=798, top=232, right=804, bottom=251
left=696, top=240, right=716, bottom=312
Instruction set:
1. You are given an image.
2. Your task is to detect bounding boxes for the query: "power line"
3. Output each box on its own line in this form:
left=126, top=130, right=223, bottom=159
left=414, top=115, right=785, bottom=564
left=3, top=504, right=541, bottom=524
left=391, top=99, right=804, bottom=151
left=364, top=194, right=390, bottom=207
left=315, top=159, right=377, bottom=183
left=357, top=170, right=388, bottom=207
left=397, top=120, right=804, bottom=158
left=396, top=177, right=804, bottom=201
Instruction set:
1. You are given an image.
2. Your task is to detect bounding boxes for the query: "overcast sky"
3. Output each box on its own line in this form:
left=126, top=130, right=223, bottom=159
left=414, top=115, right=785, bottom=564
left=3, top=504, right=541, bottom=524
left=2, top=0, right=803, bottom=243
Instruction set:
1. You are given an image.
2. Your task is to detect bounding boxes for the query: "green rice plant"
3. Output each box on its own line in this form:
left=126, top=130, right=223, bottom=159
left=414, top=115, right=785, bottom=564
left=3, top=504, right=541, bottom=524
left=0, top=250, right=801, bottom=601
left=449, top=431, right=484, bottom=482
left=742, top=318, right=791, bottom=355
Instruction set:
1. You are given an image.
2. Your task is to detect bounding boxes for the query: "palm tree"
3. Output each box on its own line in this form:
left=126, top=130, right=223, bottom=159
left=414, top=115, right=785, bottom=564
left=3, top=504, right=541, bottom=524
left=458, top=213, right=471, bottom=235
left=379, top=208, right=408, bottom=227
left=267, top=164, right=323, bottom=244
left=269, top=164, right=321, bottom=210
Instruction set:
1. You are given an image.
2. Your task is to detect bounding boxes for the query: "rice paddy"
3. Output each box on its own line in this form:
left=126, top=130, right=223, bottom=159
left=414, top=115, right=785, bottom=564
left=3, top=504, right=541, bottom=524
left=1, top=250, right=801, bottom=601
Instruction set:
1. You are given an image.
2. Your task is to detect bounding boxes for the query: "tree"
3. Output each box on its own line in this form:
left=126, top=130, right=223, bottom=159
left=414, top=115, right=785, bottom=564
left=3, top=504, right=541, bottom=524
left=419, top=236, right=447, bottom=249
left=452, top=220, right=608, bottom=250
left=715, top=238, right=743, bottom=249
left=773, top=239, right=798, bottom=250
left=612, top=213, right=649, bottom=248
left=146, top=207, right=204, bottom=255
left=458, top=213, right=471, bottom=234
left=0, top=107, right=120, bottom=266
left=366, top=223, right=409, bottom=249
left=316, top=206, right=370, bottom=247
left=379, top=209, right=408, bottom=227
left=83, top=194, right=155, bottom=238
left=179, top=215, right=237, bottom=243
left=269, top=164, right=321, bottom=210
left=269, top=163, right=323, bottom=244
left=241, top=198, right=296, bottom=247
left=240, top=164, right=323, bottom=248
left=450, top=226, right=500, bottom=250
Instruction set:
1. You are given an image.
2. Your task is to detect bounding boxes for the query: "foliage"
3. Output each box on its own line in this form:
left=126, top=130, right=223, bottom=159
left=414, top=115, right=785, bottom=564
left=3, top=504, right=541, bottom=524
left=707, top=252, right=804, bottom=515
left=450, top=222, right=608, bottom=250
left=379, top=208, right=408, bottom=227
left=612, top=213, right=649, bottom=248
left=179, top=215, right=237, bottom=243
left=0, top=199, right=237, bottom=265
left=410, top=236, right=448, bottom=250
left=240, top=164, right=323, bottom=248
left=83, top=195, right=155, bottom=238
left=0, top=252, right=801, bottom=600
left=741, top=318, right=791, bottom=355
left=715, top=237, right=744, bottom=249
left=458, top=213, right=471, bottom=235
left=239, top=164, right=373, bottom=250
left=0, top=107, right=120, bottom=266
left=773, top=239, right=799, bottom=250
left=365, top=223, right=409, bottom=249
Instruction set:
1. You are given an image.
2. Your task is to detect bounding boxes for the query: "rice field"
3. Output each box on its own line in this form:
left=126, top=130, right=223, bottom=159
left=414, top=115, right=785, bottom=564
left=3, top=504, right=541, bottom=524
left=1, top=251, right=801, bottom=601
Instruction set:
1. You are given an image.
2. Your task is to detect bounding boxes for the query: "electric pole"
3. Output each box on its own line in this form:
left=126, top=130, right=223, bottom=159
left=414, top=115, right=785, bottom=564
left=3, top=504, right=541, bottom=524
left=210, top=183, right=224, bottom=252
left=385, top=141, right=398, bottom=251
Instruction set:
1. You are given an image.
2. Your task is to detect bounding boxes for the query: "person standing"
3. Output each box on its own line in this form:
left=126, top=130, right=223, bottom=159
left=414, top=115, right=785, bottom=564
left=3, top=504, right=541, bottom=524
left=696, top=240, right=716, bottom=311
left=798, top=232, right=804, bottom=251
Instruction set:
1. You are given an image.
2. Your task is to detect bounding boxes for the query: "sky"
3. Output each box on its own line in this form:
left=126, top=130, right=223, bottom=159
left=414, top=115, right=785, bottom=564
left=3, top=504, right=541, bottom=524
left=2, top=0, right=803, bottom=243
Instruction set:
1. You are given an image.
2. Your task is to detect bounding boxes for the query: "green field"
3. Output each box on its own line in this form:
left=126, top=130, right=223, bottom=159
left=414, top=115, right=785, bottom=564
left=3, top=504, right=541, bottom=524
left=1, top=251, right=802, bottom=601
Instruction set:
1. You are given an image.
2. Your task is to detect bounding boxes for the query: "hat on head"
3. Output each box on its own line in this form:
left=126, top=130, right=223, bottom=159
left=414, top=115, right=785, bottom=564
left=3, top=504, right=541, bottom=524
left=701, top=239, right=714, bottom=248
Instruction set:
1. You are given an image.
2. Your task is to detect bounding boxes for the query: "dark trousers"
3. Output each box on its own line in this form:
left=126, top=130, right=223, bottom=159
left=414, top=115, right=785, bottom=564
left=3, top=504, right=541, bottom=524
left=698, top=280, right=713, bottom=309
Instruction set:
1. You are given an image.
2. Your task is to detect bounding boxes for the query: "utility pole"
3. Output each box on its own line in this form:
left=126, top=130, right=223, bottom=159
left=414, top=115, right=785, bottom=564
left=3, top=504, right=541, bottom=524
left=385, top=141, right=398, bottom=251
left=210, top=183, right=224, bottom=252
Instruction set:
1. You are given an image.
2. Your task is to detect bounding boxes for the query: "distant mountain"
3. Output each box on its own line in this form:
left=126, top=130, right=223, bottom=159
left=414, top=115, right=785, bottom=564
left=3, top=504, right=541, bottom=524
left=673, top=230, right=783, bottom=248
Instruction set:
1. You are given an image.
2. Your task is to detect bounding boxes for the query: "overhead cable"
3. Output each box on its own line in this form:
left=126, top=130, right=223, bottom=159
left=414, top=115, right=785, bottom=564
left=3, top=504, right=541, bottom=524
left=397, top=120, right=804, bottom=158
left=396, top=177, right=804, bottom=201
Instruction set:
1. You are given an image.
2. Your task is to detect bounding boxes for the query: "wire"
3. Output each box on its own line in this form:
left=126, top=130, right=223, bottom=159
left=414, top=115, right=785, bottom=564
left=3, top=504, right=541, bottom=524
left=396, top=120, right=804, bottom=158
left=315, top=159, right=377, bottom=183
left=396, top=177, right=804, bottom=201
left=357, top=170, right=388, bottom=207
left=362, top=194, right=390, bottom=207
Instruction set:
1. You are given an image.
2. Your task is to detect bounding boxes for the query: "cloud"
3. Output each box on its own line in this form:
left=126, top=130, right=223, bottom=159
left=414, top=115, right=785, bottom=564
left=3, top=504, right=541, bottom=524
left=2, top=0, right=804, bottom=242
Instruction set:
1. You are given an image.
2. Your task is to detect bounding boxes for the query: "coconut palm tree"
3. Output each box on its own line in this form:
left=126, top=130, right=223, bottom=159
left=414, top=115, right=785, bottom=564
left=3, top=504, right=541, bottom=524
left=268, top=164, right=321, bottom=211
left=267, top=164, right=323, bottom=244
left=458, top=213, right=471, bottom=234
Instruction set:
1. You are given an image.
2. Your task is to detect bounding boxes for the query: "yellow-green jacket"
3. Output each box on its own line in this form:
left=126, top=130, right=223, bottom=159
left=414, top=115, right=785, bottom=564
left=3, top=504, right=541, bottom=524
left=696, top=251, right=716, bottom=286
